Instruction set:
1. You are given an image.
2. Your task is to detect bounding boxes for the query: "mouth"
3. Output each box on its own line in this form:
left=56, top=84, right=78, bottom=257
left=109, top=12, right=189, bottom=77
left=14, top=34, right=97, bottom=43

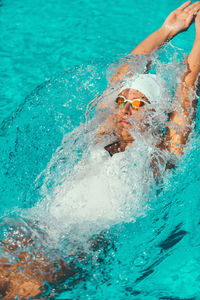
left=119, top=120, right=131, bottom=125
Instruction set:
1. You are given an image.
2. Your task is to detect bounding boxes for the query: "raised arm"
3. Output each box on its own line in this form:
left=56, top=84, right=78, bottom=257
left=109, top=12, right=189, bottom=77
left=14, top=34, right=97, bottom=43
left=111, top=1, right=200, bottom=84
left=165, top=11, right=200, bottom=157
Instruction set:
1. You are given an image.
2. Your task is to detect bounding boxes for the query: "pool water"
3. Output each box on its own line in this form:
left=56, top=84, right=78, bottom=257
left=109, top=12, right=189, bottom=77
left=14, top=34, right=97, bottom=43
left=1, top=0, right=200, bottom=299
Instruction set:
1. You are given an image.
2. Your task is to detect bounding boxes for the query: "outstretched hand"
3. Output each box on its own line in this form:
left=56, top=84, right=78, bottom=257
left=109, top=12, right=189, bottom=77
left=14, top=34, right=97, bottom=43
left=163, top=1, right=200, bottom=37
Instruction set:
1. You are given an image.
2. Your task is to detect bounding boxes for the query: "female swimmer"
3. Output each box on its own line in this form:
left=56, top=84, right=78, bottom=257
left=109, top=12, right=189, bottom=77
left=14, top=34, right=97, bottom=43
left=1, top=2, right=200, bottom=299
left=97, top=1, right=200, bottom=160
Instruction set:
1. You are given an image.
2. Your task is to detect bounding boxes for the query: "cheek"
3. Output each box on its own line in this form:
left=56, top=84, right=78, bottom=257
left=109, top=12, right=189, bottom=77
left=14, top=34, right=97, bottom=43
left=131, top=109, right=145, bottom=122
left=116, top=124, right=134, bottom=141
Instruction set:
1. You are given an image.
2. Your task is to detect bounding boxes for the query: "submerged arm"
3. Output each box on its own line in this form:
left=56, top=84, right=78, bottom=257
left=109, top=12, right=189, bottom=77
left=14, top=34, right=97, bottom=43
left=111, top=1, right=200, bottom=84
left=165, top=11, right=200, bottom=157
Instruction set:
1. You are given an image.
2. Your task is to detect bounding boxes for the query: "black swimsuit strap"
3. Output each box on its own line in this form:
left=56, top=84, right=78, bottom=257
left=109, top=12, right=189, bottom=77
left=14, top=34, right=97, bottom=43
left=104, top=141, right=120, bottom=157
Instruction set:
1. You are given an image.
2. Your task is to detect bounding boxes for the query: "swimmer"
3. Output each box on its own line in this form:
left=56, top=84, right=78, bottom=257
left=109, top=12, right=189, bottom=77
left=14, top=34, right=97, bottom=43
left=97, top=1, right=200, bottom=160
left=1, top=2, right=200, bottom=299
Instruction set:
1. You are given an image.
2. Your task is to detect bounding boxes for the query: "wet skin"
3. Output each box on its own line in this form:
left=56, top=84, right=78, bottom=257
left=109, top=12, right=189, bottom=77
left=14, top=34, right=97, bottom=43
left=114, top=88, right=150, bottom=151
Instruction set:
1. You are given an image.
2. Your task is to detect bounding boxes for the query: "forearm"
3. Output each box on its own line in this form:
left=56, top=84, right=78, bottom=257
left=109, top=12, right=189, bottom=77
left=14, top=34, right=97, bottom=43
left=111, top=26, right=174, bottom=84
left=130, top=26, right=173, bottom=55
left=165, top=36, right=200, bottom=156
left=184, top=35, right=200, bottom=88
left=177, top=34, right=200, bottom=115
left=111, top=2, right=200, bottom=84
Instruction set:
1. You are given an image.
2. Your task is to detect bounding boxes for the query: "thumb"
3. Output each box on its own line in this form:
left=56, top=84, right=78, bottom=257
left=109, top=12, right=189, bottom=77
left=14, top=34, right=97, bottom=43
left=195, top=10, right=200, bottom=23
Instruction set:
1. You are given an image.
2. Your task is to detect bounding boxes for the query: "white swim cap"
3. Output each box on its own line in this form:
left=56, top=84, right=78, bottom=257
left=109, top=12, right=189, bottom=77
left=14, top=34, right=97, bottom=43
left=119, top=74, right=164, bottom=106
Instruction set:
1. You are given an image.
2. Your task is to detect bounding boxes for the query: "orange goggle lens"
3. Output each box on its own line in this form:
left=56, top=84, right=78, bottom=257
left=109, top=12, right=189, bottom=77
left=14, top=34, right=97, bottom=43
left=116, top=96, right=145, bottom=109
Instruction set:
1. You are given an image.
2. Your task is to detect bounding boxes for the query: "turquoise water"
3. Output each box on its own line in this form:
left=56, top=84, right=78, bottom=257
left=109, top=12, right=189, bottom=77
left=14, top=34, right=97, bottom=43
left=1, top=0, right=200, bottom=299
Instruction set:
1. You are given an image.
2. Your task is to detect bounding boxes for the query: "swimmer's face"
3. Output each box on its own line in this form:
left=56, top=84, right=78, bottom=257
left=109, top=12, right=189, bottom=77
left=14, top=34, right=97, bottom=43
left=116, top=88, right=149, bottom=113
left=116, top=88, right=150, bottom=124
left=115, top=89, right=151, bottom=147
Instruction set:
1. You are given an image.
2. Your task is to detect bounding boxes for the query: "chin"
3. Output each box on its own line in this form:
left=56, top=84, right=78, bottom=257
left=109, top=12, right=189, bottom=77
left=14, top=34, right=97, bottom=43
left=118, top=129, right=134, bottom=145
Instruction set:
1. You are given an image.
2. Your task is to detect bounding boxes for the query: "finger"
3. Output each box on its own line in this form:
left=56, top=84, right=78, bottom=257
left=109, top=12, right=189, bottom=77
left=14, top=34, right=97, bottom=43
left=186, top=12, right=197, bottom=24
left=186, top=5, right=200, bottom=19
left=177, top=0, right=191, bottom=11
left=195, top=9, right=200, bottom=19
left=184, top=1, right=200, bottom=13
left=193, top=8, right=200, bottom=16
left=186, top=6, right=200, bottom=18
left=185, top=7, right=200, bottom=26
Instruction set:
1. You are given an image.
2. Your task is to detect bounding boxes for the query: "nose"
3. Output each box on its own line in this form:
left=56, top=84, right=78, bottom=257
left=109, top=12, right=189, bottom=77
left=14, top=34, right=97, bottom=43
left=121, top=101, right=131, bottom=116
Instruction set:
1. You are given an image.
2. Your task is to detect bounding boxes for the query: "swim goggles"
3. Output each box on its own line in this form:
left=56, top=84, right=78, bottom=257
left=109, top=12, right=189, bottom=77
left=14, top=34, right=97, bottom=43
left=115, top=96, right=147, bottom=109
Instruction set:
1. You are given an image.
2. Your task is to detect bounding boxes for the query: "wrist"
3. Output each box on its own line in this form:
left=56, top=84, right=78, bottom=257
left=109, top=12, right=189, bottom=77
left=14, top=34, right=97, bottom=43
left=160, top=24, right=176, bottom=41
